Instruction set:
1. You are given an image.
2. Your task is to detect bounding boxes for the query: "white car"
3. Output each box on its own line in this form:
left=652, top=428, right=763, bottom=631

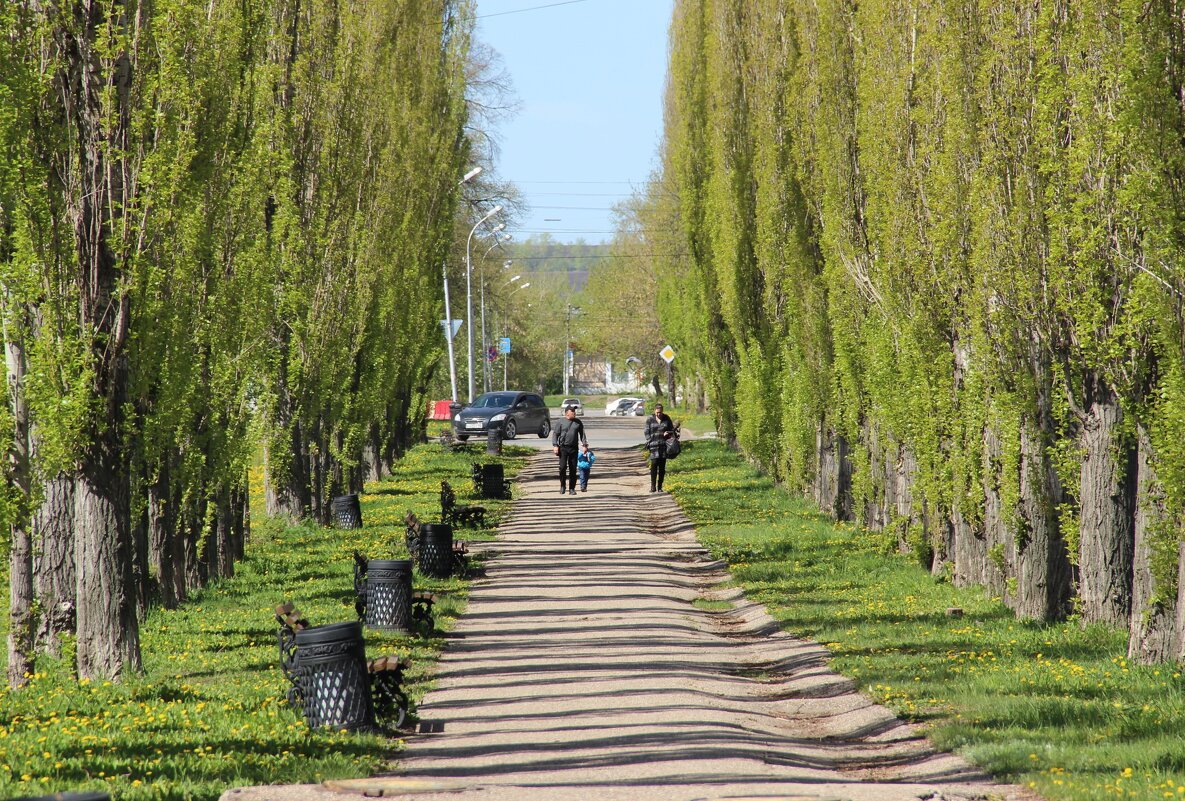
left=606, top=397, right=644, bottom=416
left=560, top=398, right=584, bottom=416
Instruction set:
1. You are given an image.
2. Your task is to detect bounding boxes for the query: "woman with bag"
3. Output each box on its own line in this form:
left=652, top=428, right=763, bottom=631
left=644, top=403, right=675, bottom=493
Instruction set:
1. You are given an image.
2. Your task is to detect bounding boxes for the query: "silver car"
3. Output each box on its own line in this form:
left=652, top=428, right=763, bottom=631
left=607, top=397, right=644, bottom=416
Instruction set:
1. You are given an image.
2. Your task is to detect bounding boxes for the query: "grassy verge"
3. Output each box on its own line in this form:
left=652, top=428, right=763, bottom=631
left=666, top=438, right=1185, bottom=801
left=0, top=440, right=528, bottom=801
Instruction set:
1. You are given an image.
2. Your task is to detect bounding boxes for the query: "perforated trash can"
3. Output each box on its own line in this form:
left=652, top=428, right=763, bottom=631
left=357, top=558, right=413, bottom=633
left=331, top=493, right=362, bottom=529
left=418, top=523, right=454, bottom=579
left=292, top=621, right=375, bottom=731
left=486, top=429, right=502, bottom=456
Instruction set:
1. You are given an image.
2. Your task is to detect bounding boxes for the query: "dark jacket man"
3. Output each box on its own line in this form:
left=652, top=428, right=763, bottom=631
left=552, top=407, right=588, bottom=494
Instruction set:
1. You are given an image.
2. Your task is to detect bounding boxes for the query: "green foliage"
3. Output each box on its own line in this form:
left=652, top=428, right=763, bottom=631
left=654, top=0, right=1185, bottom=634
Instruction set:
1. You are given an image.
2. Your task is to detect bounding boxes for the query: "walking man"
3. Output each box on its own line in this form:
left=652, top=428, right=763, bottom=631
left=553, top=405, right=588, bottom=495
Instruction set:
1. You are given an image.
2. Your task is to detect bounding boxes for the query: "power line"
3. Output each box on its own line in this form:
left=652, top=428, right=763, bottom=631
left=475, top=0, right=592, bottom=19
left=522, top=192, right=639, bottom=197
left=512, top=180, right=655, bottom=185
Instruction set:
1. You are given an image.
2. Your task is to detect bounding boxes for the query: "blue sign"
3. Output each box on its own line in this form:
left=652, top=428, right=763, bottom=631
left=498, top=337, right=511, bottom=355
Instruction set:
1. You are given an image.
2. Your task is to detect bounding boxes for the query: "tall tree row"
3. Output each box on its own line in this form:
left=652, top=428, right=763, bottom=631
left=657, top=0, right=1185, bottom=661
left=0, top=0, right=471, bottom=684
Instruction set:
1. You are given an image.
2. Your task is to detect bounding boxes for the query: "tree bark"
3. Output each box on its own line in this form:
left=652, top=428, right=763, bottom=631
left=34, top=474, right=75, bottom=657
left=74, top=445, right=140, bottom=681
left=147, top=459, right=179, bottom=608
left=265, top=408, right=310, bottom=522
left=1128, top=425, right=1175, bottom=663
left=862, top=421, right=887, bottom=531
left=5, top=318, right=34, bottom=687
left=215, top=487, right=235, bottom=580
left=1011, top=413, right=1071, bottom=620
left=1077, top=375, right=1135, bottom=627
left=815, top=421, right=849, bottom=519
left=976, top=423, right=1008, bottom=596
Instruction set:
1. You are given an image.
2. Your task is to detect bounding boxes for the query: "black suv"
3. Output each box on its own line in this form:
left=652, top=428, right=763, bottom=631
left=452, top=391, right=551, bottom=440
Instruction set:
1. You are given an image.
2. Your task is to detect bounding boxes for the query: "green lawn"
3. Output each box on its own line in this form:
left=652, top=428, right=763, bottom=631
left=665, top=438, right=1185, bottom=801
left=0, top=441, right=528, bottom=801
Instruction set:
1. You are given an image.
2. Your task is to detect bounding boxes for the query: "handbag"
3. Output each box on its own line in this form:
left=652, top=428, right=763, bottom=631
left=665, top=435, right=681, bottom=459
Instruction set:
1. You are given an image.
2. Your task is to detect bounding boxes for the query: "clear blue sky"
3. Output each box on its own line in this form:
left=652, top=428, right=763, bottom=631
left=474, top=0, right=674, bottom=244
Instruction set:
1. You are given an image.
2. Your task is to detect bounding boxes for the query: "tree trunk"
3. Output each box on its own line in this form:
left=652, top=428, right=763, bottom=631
left=147, top=460, right=179, bottom=608
left=1010, top=413, right=1071, bottom=620
left=815, top=421, right=841, bottom=518
left=55, top=0, right=142, bottom=682
left=1077, top=375, right=1135, bottom=627
left=5, top=319, right=34, bottom=687
left=232, top=482, right=248, bottom=562
left=215, top=487, right=235, bottom=580
left=74, top=449, right=140, bottom=681
left=34, top=474, right=76, bottom=656
left=977, top=423, right=1008, bottom=596
left=265, top=409, right=310, bottom=522
left=1128, top=425, right=1175, bottom=663
left=862, top=421, right=887, bottom=531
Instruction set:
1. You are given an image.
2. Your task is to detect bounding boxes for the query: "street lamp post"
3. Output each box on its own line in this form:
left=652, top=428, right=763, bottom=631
left=466, top=204, right=503, bottom=402
left=444, top=166, right=483, bottom=402
left=501, top=280, right=530, bottom=391
left=479, top=233, right=511, bottom=394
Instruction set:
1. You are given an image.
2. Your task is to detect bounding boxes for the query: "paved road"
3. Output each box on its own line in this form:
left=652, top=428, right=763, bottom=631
left=225, top=449, right=1035, bottom=801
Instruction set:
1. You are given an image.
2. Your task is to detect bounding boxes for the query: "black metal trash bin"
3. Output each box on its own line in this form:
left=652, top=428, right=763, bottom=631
left=331, top=493, right=362, bottom=529
left=292, top=621, right=375, bottom=731
left=418, top=523, right=454, bottom=578
left=355, top=558, right=414, bottom=633
left=481, top=462, right=506, bottom=499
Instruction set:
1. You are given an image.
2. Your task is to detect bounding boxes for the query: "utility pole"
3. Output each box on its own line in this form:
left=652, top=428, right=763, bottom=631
left=563, top=304, right=580, bottom=396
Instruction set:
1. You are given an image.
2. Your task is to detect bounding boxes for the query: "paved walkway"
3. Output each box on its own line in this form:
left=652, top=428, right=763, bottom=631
left=224, top=448, right=1036, bottom=801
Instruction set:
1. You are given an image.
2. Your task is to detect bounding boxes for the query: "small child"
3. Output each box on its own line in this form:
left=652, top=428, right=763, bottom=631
left=577, top=444, right=596, bottom=493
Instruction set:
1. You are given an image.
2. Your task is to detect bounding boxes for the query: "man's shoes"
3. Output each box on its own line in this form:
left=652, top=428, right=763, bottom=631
left=560, top=487, right=567, bottom=494
left=649, top=487, right=656, bottom=493
left=580, top=486, right=586, bottom=492
left=569, top=489, right=577, bottom=495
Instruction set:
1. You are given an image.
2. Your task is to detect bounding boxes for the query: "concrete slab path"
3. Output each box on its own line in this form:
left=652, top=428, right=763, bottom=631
left=223, top=448, right=1038, bottom=801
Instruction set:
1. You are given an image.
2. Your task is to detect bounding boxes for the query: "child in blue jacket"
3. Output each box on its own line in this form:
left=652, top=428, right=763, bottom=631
left=577, top=444, right=596, bottom=493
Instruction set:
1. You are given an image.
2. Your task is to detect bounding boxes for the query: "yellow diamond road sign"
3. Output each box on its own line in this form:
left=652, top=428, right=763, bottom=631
left=660, top=344, right=676, bottom=363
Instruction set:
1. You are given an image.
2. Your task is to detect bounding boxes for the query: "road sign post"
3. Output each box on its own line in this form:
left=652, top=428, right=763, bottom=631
left=659, top=345, right=676, bottom=405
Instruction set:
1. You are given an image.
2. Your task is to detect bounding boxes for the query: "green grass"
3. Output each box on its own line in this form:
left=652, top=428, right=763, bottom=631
left=665, top=438, right=1185, bottom=801
left=0, top=440, right=529, bottom=801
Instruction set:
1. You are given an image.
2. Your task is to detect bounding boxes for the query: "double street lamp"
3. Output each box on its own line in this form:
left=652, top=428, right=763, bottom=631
left=480, top=234, right=511, bottom=394
left=444, top=166, right=484, bottom=401
left=466, top=204, right=503, bottom=402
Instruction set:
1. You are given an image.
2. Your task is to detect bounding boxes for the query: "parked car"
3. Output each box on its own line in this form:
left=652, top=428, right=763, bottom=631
left=453, top=391, right=551, bottom=441
left=606, top=397, right=644, bottom=416
left=560, top=398, right=584, bottom=416
left=623, top=399, right=646, bottom=416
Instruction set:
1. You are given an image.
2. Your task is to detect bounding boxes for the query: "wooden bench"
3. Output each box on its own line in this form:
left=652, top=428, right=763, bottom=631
left=404, top=510, right=422, bottom=561
left=440, top=480, right=486, bottom=529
